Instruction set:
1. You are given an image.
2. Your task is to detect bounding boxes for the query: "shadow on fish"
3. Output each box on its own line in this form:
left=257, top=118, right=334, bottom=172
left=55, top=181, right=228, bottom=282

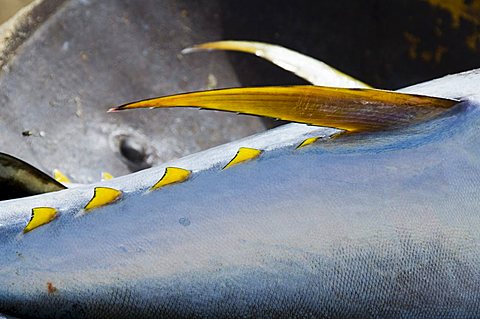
left=1, top=41, right=479, bottom=318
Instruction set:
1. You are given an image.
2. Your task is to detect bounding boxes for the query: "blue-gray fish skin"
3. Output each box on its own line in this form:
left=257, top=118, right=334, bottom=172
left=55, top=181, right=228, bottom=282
left=1, top=70, right=480, bottom=318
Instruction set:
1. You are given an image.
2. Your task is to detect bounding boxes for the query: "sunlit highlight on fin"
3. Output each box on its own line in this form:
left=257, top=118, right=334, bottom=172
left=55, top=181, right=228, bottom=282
left=53, top=169, right=71, bottom=184
left=183, top=40, right=370, bottom=88
left=23, top=207, right=57, bottom=233
left=150, top=167, right=191, bottom=191
left=224, top=147, right=262, bottom=169
left=110, top=86, right=458, bottom=133
left=84, top=187, right=122, bottom=211
left=297, top=137, right=321, bottom=149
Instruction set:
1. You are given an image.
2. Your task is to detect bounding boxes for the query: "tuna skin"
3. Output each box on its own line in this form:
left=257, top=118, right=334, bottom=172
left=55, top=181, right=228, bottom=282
left=0, top=70, right=480, bottom=318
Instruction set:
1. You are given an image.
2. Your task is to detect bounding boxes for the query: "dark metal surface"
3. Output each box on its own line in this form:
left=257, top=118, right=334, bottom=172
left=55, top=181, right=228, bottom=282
left=0, top=0, right=266, bottom=183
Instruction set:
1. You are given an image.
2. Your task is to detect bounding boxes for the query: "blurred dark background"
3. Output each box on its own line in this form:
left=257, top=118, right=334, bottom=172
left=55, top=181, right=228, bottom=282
left=0, top=0, right=478, bottom=181
left=218, top=0, right=480, bottom=89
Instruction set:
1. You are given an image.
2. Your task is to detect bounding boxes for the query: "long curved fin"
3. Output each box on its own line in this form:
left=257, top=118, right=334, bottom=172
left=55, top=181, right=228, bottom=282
left=183, top=41, right=370, bottom=88
left=110, top=86, right=458, bottom=133
left=0, top=153, right=66, bottom=201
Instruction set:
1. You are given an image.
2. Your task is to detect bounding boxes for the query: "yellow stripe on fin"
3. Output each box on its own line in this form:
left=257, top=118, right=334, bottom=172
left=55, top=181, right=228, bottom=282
left=150, top=167, right=191, bottom=191
left=84, top=187, right=122, bottom=211
left=297, top=137, right=320, bottom=149
left=53, top=169, right=71, bottom=184
left=110, top=86, right=458, bottom=133
left=23, top=207, right=57, bottom=233
left=224, top=147, right=262, bottom=169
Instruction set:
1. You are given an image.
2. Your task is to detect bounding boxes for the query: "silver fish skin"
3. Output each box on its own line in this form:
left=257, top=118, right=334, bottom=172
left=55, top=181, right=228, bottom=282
left=0, top=69, right=480, bottom=318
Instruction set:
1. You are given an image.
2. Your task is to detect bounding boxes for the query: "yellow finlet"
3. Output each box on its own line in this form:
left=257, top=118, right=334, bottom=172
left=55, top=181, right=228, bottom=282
left=224, top=147, right=262, bottom=169
left=150, top=167, right=191, bottom=191
left=101, top=172, right=114, bottom=181
left=53, top=169, right=71, bottom=184
left=23, top=207, right=58, bottom=233
left=84, top=187, right=122, bottom=211
left=297, top=137, right=321, bottom=149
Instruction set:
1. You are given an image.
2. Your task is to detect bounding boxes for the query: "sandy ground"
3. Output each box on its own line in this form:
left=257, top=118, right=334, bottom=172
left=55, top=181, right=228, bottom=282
left=0, top=0, right=33, bottom=24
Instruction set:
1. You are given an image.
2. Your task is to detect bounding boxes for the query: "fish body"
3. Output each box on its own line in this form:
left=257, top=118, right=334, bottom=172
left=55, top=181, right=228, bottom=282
left=0, top=69, right=480, bottom=318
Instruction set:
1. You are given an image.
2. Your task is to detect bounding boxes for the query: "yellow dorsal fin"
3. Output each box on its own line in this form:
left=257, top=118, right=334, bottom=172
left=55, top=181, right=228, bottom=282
left=109, top=86, right=458, bottom=133
left=224, top=147, right=262, bottom=169
left=297, top=137, right=321, bottom=149
left=84, top=187, right=122, bottom=210
left=183, top=41, right=370, bottom=88
left=101, top=172, right=114, bottom=181
left=23, top=207, right=57, bottom=233
left=150, top=167, right=191, bottom=191
left=53, top=169, right=71, bottom=184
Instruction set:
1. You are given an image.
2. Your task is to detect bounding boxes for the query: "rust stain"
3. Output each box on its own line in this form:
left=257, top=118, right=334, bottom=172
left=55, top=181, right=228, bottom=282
left=47, top=282, right=58, bottom=294
left=80, top=52, right=89, bottom=62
